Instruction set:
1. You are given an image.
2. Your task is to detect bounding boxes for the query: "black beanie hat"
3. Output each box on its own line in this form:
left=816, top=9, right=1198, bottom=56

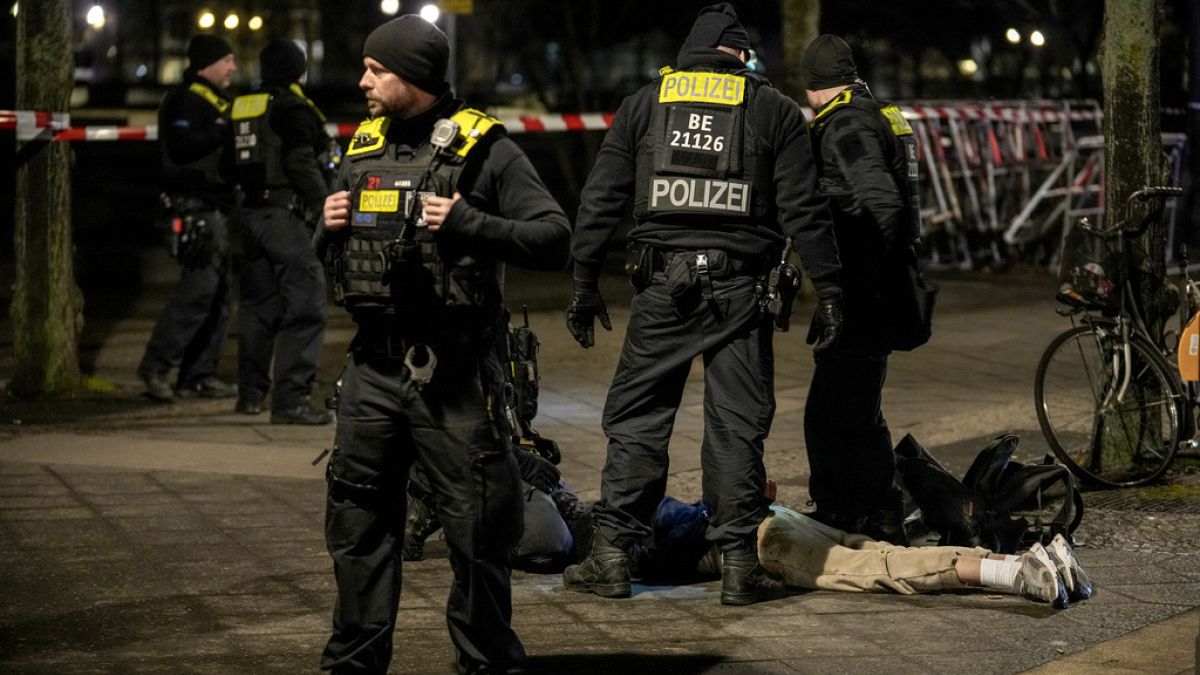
left=802, top=34, right=859, bottom=90
left=679, top=2, right=752, bottom=60
left=187, top=34, right=234, bottom=71
left=362, top=15, right=449, bottom=94
left=260, top=39, right=307, bottom=85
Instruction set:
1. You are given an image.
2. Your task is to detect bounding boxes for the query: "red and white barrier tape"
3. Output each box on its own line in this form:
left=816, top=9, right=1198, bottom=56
left=0, top=105, right=1185, bottom=142
left=0, top=110, right=71, bottom=140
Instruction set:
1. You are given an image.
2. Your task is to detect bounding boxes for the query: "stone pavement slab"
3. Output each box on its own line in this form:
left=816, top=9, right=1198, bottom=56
left=1, top=268, right=1199, bottom=673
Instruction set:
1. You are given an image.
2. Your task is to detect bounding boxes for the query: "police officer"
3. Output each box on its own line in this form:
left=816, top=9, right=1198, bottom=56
left=563, top=3, right=843, bottom=606
left=137, top=34, right=239, bottom=402
left=231, top=39, right=334, bottom=424
left=315, top=16, right=570, bottom=675
left=800, top=35, right=922, bottom=544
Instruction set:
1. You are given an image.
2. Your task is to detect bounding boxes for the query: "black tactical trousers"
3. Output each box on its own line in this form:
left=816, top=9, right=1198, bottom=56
left=237, top=206, right=327, bottom=409
left=321, top=330, right=525, bottom=675
left=594, top=271, right=774, bottom=553
left=803, top=339, right=894, bottom=518
left=138, top=207, right=232, bottom=388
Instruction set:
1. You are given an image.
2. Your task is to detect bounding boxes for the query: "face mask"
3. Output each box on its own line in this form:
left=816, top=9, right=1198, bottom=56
left=745, top=49, right=761, bottom=73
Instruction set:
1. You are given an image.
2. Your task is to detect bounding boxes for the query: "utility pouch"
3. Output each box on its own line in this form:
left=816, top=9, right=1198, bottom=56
left=664, top=252, right=698, bottom=301
left=762, top=259, right=801, bottom=331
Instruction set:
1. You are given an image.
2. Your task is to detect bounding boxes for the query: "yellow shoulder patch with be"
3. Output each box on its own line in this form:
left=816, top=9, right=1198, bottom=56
left=448, top=108, right=504, bottom=158
left=346, top=117, right=390, bottom=158
left=880, top=104, right=913, bottom=136
left=231, top=93, right=271, bottom=121
left=658, top=71, right=745, bottom=106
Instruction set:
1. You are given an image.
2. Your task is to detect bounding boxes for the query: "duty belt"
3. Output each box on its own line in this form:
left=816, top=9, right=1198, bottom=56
left=646, top=247, right=770, bottom=278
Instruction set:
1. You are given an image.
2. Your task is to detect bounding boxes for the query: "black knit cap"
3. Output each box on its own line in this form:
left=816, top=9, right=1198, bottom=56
left=802, top=34, right=858, bottom=90
left=362, top=15, right=449, bottom=94
left=679, top=2, right=752, bottom=58
left=186, top=34, right=234, bottom=71
left=260, top=39, right=307, bottom=85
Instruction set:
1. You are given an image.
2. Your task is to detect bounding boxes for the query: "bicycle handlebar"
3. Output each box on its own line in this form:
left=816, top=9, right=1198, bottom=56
left=1076, top=185, right=1183, bottom=238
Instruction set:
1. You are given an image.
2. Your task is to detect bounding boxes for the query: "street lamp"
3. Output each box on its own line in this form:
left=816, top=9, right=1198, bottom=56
left=380, top=0, right=399, bottom=15
left=1005, top=28, right=1020, bottom=44
left=248, top=15, right=263, bottom=31
left=957, top=59, right=978, bottom=77
left=419, top=3, right=440, bottom=23
left=198, top=10, right=215, bottom=29
left=1030, top=30, right=1045, bottom=47
left=224, top=13, right=239, bottom=30
left=86, top=4, right=105, bottom=29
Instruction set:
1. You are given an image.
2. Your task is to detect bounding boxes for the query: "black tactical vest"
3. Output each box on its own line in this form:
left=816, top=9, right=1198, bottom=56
left=812, top=88, right=922, bottom=246
left=333, top=109, right=504, bottom=320
left=232, top=83, right=333, bottom=192
left=633, top=66, right=768, bottom=222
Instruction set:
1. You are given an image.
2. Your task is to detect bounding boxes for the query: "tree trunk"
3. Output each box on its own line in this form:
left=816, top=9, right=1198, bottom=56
left=1102, top=0, right=1164, bottom=266
left=11, top=0, right=83, bottom=397
left=780, top=0, right=820, bottom=100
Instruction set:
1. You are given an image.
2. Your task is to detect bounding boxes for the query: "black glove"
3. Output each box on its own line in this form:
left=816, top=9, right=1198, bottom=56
left=514, top=449, right=561, bottom=493
left=806, top=299, right=843, bottom=353
left=566, top=281, right=612, bottom=348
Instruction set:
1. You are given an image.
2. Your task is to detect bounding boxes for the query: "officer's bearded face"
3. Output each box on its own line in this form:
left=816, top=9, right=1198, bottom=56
left=197, top=54, right=237, bottom=91
left=360, top=57, right=422, bottom=118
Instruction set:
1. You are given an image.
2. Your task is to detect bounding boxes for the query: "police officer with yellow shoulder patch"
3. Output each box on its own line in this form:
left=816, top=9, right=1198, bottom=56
left=315, top=16, right=569, bottom=675
left=564, top=3, right=843, bottom=606
left=801, top=35, right=922, bottom=545
left=231, top=39, right=335, bottom=424
left=137, top=35, right=239, bottom=402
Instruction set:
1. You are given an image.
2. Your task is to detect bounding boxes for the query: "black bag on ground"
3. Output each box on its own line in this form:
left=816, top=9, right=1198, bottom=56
left=881, top=246, right=937, bottom=352
left=896, top=433, right=1084, bottom=553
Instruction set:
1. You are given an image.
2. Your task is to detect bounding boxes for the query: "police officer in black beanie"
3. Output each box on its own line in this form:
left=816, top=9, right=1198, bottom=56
left=229, top=39, right=336, bottom=423
left=800, top=34, right=924, bottom=545
left=315, top=14, right=569, bottom=675
left=137, top=34, right=239, bottom=402
left=564, top=2, right=842, bottom=606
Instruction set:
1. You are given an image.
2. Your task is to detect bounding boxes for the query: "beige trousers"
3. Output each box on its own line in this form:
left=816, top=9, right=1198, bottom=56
left=757, top=505, right=991, bottom=594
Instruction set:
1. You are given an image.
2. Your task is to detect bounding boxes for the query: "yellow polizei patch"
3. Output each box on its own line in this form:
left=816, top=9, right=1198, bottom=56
left=231, top=93, right=271, bottom=120
left=358, top=190, right=401, bottom=212
left=659, top=71, right=745, bottom=106
left=881, top=104, right=913, bottom=136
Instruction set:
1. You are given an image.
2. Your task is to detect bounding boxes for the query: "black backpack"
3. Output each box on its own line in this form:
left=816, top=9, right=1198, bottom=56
left=895, top=434, right=1084, bottom=553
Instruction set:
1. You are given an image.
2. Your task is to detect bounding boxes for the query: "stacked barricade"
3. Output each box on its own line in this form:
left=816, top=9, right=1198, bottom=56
left=4, top=102, right=1187, bottom=270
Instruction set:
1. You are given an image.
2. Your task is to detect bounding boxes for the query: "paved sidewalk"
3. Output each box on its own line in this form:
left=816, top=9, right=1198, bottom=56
left=1, top=262, right=1198, bottom=673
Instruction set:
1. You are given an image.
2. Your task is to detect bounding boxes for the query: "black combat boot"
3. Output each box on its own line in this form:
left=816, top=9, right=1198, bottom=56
left=858, top=485, right=909, bottom=546
left=401, top=491, right=442, bottom=561
left=720, top=545, right=789, bottom=606
left=562, top=531, right=631, bottom=598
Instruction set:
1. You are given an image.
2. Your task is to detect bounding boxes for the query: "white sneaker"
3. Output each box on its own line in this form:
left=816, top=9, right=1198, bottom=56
left=1046, top=533, right=1095, bottom=601
left=1013, top=543, right=1069, bottom=608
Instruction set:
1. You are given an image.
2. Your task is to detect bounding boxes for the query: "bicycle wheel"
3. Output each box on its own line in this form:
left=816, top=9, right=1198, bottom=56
left=1035, top=324, right=1181, bottom=487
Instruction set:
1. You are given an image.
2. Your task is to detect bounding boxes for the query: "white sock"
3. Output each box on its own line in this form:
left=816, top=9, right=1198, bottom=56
left=979, top=558, right=1021, bottom=589
left=1003, top=554, right=1020, bottom=563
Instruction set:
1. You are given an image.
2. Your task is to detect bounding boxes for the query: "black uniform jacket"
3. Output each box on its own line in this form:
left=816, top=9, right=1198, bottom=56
left=570, top=47, right=841, bottom=300
left=810, top=84, right=911, bottom=286
left=265, top=82, right=333, bottom=215
left=159, top=71, right=233, bottom=199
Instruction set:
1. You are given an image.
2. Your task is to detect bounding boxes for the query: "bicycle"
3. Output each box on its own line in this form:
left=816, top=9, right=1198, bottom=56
left=1034, top=185, right=1186, bottom=487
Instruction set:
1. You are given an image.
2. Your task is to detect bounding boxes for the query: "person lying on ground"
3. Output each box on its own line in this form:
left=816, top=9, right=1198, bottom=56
left=405, top=471, right=1094, bottom=608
